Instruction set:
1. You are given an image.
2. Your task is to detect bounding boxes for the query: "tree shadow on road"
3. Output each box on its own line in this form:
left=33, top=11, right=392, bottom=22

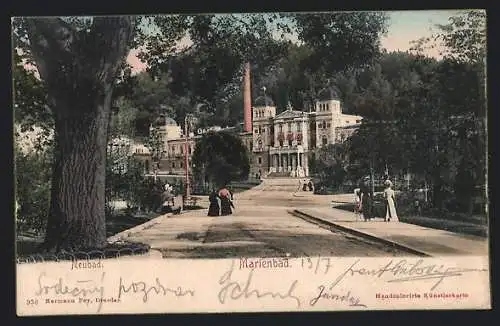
left=158, top=221, right=413, bottom=259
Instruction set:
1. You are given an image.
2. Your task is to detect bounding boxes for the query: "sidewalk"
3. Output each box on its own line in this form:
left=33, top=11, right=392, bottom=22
left=108, top=208, right=214, bottom=258
left=293, top=207, right=489, bottom=257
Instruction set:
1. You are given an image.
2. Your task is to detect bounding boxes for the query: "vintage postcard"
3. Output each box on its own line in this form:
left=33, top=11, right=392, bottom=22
left=13, top=10, right=489, bottom=316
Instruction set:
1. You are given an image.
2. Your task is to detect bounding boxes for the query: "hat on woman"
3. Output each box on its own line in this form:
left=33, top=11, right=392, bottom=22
left=384, top=180, right=393, bottom=187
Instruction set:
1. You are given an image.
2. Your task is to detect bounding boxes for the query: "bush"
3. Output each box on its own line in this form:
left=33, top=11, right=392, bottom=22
left=15, top=144, right=52, bottom=235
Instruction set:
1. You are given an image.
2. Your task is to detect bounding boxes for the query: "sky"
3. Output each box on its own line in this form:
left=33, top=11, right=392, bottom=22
left=127, top=10, right=467, bottom=74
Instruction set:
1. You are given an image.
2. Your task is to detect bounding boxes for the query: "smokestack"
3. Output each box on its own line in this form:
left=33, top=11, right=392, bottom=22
left=243, top=62, right=252, bottom=133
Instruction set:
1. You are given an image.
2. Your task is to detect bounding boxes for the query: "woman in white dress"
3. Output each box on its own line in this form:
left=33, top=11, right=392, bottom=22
left=383, top=180, right=399, bottom=222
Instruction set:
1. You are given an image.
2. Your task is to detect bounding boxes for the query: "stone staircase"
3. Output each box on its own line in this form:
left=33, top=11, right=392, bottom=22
left=254, top=177, right=312, bottom=192
left=266, top=171, right=292, bottom=178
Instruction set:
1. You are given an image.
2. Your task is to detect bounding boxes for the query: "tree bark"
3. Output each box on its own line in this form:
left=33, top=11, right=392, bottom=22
left=44, top=89, right=112, bottom=251
left=24, top=17, right=135, bottom=252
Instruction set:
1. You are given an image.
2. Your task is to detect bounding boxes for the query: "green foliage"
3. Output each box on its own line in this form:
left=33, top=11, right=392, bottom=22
left=310, top=144, right=349, bottom=190
left=109, top=97, right=139, bottom=139
left=191, top=131, right=250, bottom=187
left=138, top=14, right=289, bottom=115
left=411, top=10, right=486, bottom=65
left=289, top=12, right=388, bottom=69
left=147, top=127, right=163, bottom=162
left=15, top=142, right=52, bottom=234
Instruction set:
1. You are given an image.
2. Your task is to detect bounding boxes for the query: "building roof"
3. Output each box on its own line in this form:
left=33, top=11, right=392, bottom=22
left=165, top=117, right=178, bottom=126
left=254, top=95, right=274, bottom=107
left=274, top=110, right=306, bottom=120
left=317, top=85, right=341, bottom=101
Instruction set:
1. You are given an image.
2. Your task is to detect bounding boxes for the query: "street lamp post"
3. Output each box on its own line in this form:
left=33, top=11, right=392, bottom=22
left=184, top=114, right=194, bottom=202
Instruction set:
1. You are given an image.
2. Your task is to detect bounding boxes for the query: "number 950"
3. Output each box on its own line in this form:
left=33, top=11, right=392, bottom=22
left=26, top=299, right=38, bottom=305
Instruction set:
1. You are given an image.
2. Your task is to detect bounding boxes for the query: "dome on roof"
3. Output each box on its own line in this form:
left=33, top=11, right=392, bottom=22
left=153, top=115, right=178, bottom=127
left=317, top=86, right=341, bottom=101
left=164, top=117, right=177, bottom=126
left=254, top=95, right=274, bottom=107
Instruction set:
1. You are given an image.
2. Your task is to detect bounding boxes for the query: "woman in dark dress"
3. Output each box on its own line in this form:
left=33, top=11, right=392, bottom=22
left=207, top=189, right=220, bottom=216
left=359, top=177, right=374, bottom=221
left=218, top=186, right=234, bottom=216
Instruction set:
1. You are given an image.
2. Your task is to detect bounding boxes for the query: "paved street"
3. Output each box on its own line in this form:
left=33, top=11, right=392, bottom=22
left=110, top=178, right=488, bottom=258
left=119, top=182, right=413, bottom=258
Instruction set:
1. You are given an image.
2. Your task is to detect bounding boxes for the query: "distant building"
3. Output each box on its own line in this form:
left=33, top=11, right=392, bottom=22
left=249, top=86, right=362, bottom=179
left=142, top=84, right=363, bottom=181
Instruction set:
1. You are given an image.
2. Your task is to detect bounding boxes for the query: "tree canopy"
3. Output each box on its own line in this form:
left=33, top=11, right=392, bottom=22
left=191, top=131, right=250, bottom=187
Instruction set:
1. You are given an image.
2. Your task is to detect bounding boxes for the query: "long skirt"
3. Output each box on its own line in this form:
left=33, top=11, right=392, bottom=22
left=361, top=197, right=373, bottom=220
left=220, top=198, right=233, bottom=216
left=385, top=198, right=399, bottom=222
left=208, top=202, right=220, bottom=216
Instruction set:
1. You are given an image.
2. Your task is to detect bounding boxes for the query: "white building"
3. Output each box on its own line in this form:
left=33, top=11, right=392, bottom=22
left=250, top=86, right=363, bottom=178
left=144, top=85, right=364, bottom=180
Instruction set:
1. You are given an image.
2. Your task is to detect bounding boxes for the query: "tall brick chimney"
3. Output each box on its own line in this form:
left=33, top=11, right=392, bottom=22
left=243, top=62, right=252, bottom=133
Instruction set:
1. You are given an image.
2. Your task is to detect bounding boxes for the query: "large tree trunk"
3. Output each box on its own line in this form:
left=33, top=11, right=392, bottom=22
left=44, top=89, right=112, bottom=251
left=25, top=17, right=135, bottom=252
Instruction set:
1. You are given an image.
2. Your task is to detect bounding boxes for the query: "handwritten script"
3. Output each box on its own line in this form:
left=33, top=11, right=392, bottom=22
left=309, top=284, right=367, bottom=308
left=35, top=271, right=106, bottom=312
left=117, top=277, right=195, bottom=302
left=329, top=258, right=487, bottom=291
left=218, top=260, right=301, bottom=308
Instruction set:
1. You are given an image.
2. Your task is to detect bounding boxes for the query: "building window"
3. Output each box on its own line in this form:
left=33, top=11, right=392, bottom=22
left=180, top=146, right=184, bottom=154
left=322, top=136, right=328, bottom=146
left=255, top=129, right=259, bottom=134
left=279, top=124, right=283, bottom=132
left=326, top=103, right=330, bottom=110
left=258, top=157, right=262, bottom=164
left=189, top=146, right=192, bottom=154
left=172, top=162, right=175, bottom=168
left=180, top=161, right=184, bottom=168
left=173, top=145, right=176, bottom=153
left=322, top=121, right=327, bottom=129
left=287, top=122, right=292, bottom=131
left=327, top=123, right=331, bottom=128
left=297, top=122, right=301, bottom=132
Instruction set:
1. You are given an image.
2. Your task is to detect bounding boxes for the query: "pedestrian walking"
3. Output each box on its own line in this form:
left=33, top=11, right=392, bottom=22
left=161, top=186, right=174, bottom=212
left=207, top=188, right=221, bottom=216
left=353, top=187, right=362, bottom=220
left=359, top=176, right=374, bottom=221
left=218, top=185, right=235, bottom=216
left=383, top=180, right=399, bottom=222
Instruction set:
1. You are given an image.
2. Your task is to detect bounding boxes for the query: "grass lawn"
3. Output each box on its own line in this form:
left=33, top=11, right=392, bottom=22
left=16, top=205, right=207, bottom=259
left=16, top=210, right=159, bottom=258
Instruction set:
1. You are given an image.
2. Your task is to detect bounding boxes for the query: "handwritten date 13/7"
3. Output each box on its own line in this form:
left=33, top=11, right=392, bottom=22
left=301, top=257, right=333, bottom=274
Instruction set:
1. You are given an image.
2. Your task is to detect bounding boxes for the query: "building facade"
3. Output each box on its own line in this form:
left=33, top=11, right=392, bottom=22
left=141, top=86, right=363, bottom=180
left=249, top=86, right=362, bottom=179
